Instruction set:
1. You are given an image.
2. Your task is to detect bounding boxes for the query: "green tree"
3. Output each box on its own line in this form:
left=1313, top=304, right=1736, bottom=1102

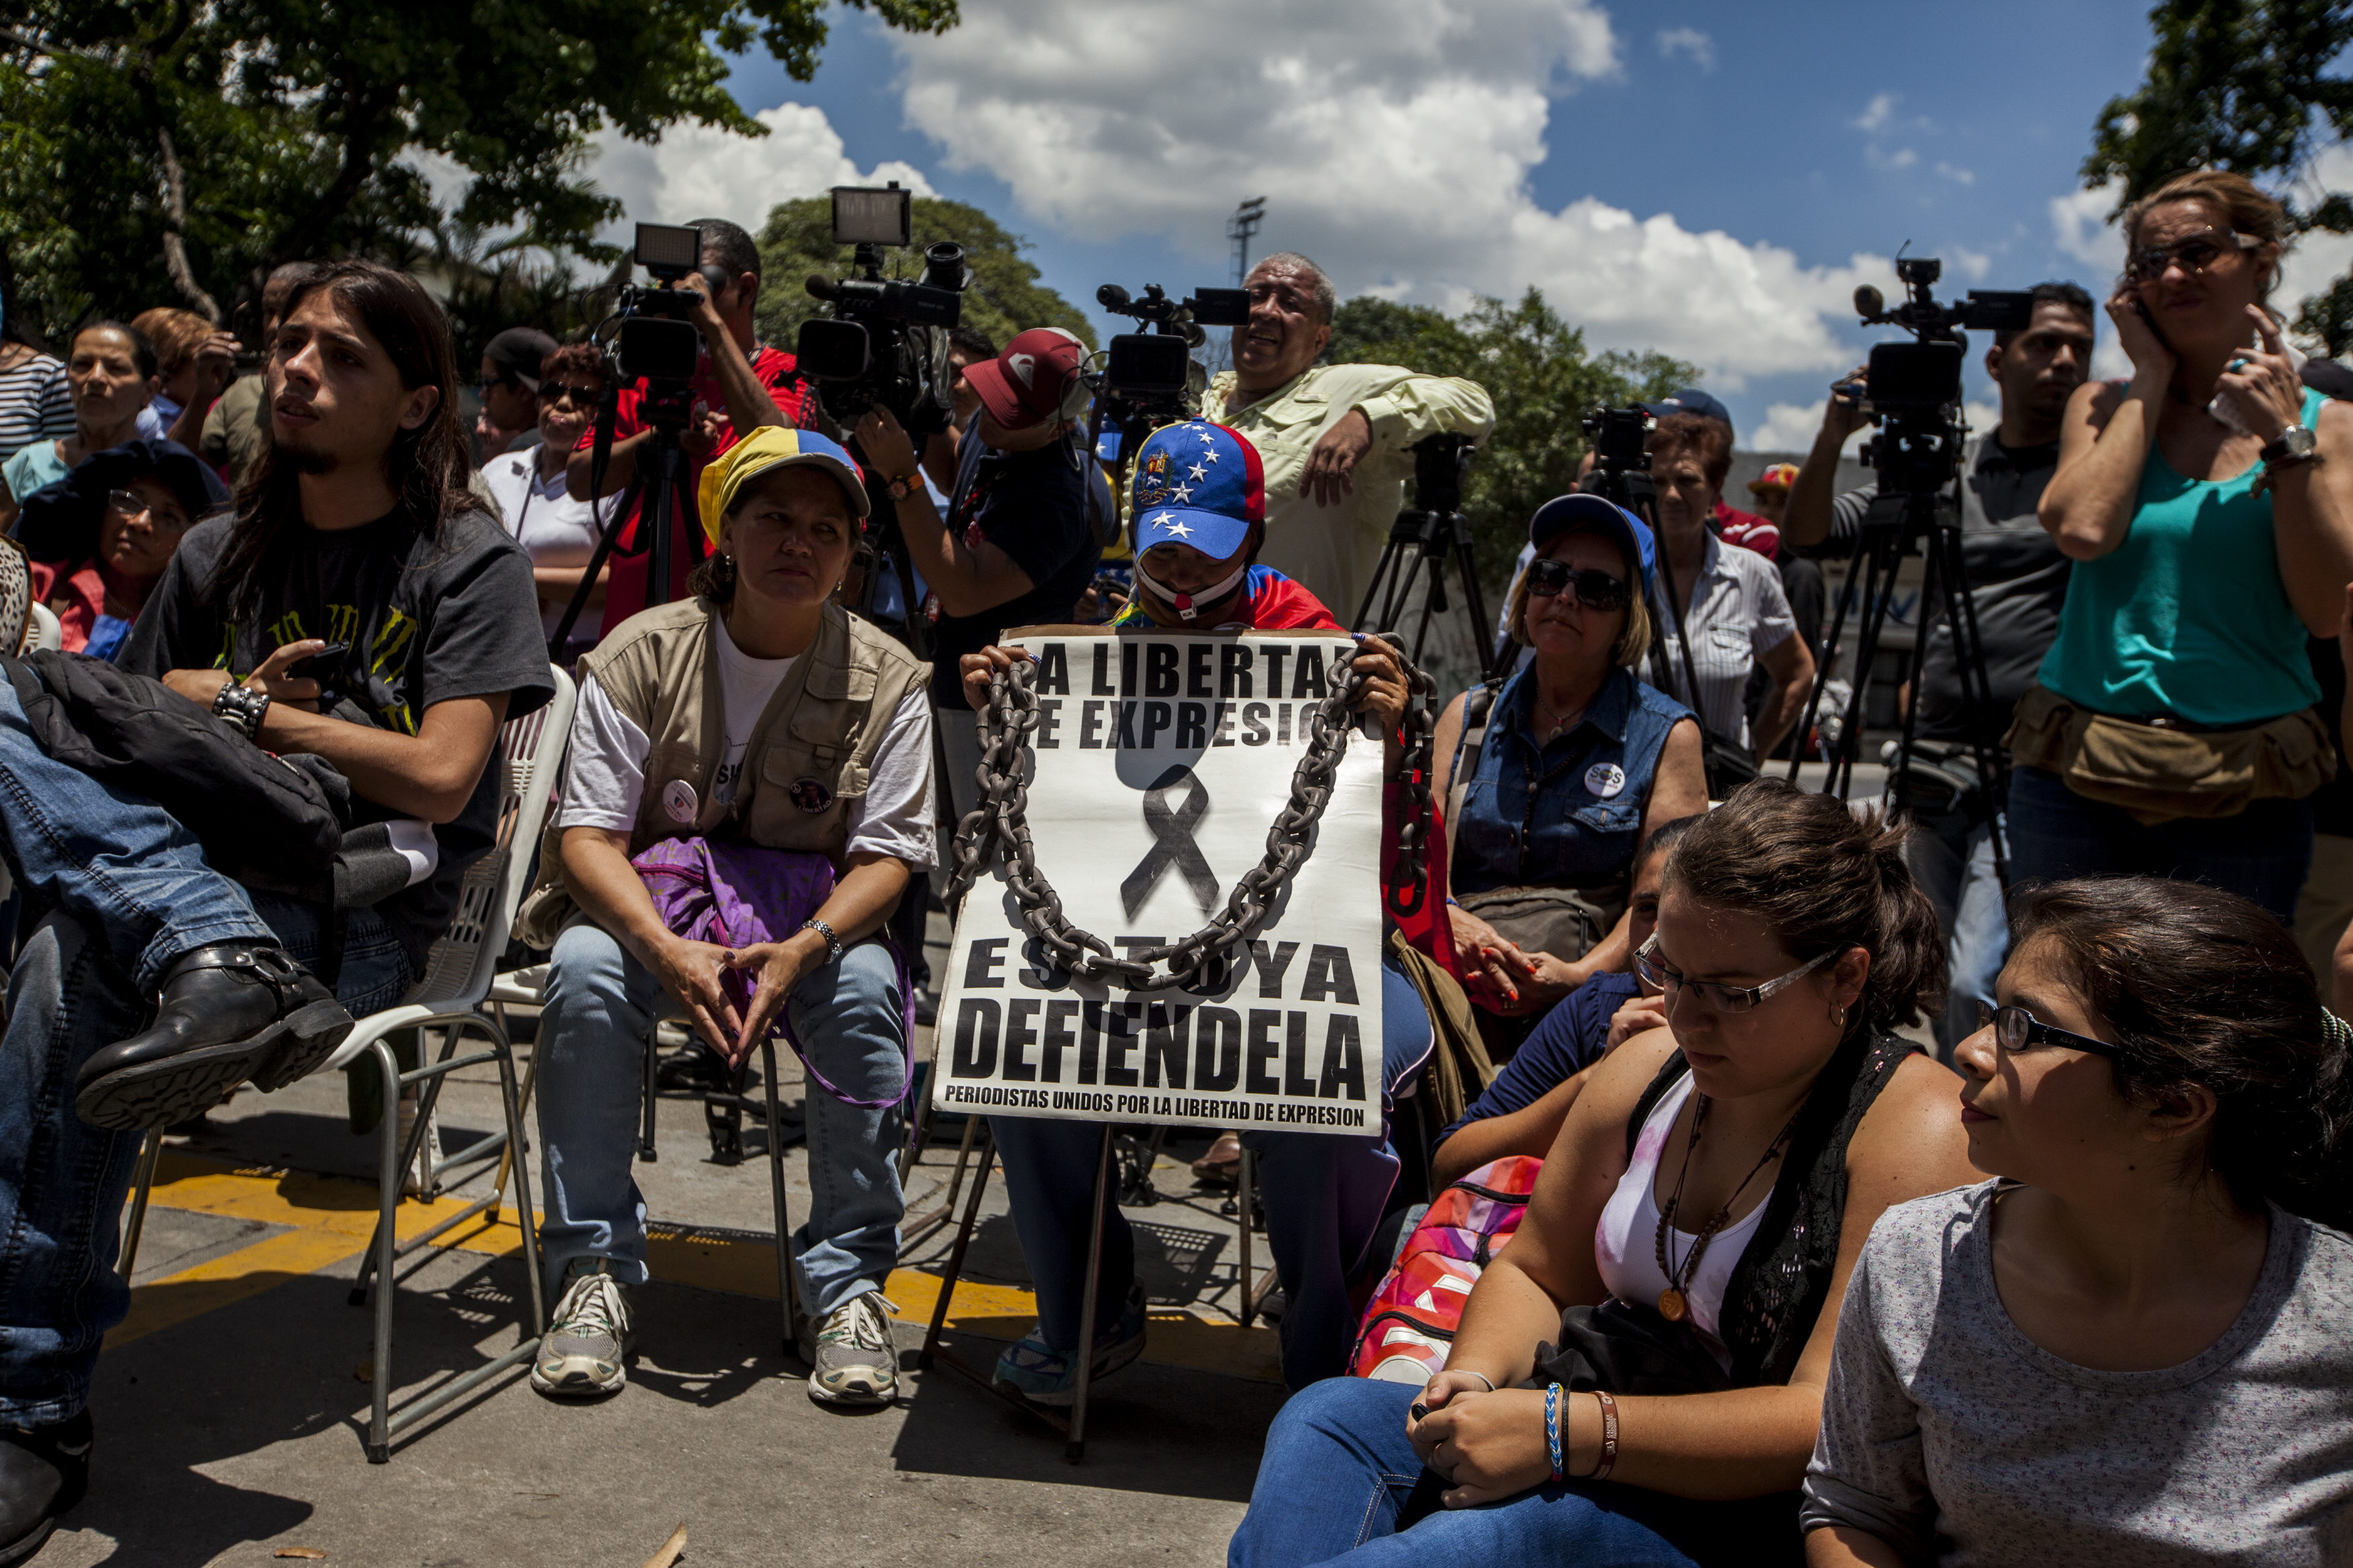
left=2082, top=0, right=2353, bottom=350
left=1326, top=288, right=1698, bottom=589
left=0, top=0, right=957, bottom=338
left=752, top=195, right=1096, bottom=355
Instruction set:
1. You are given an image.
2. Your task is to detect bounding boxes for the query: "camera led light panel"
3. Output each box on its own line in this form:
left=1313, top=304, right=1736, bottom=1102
left=832, top=185, right=913, bottom=247
left=633, top=222, right=702, bottom=275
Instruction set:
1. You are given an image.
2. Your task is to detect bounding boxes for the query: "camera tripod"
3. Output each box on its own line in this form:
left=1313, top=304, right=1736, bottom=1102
left=1783, top=482, right=2012, bottom=888
left=547, top=380, right=703, bottom=657
left=1351, top=434, right=1504, bottom=679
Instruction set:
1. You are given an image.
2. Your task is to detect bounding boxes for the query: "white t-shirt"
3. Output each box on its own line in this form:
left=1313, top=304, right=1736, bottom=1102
left=556, top=616, right=936, bottom=868
left=481, top=450, right=619, bottom=637
left=1649, top=533, right=1797, bottom=751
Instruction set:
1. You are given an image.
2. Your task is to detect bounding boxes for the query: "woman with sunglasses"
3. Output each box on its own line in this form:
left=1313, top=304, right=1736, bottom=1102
left=1806, top=876, right=2353, bottom=1566
left=1433, top=494, right=1708, bottom=1038
left=2022, top=169, right=2353, bottom=919
left=481, top=341, right=618, bottom=658
left=1231, top=781, right=1979, bottom=1567
left=8, top=438, right=226, bottom=659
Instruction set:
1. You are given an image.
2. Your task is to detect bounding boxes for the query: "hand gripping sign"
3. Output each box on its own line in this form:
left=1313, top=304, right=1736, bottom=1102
left=937, top=628, right=1388, bottom=1136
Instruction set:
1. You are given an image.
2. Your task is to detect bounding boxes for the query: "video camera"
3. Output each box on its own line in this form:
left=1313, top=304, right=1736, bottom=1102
left=603, top=222, right=727, bottom=427
left=795, top=183, right=968, bottom=436
left=1088, top=282, right=1250, bottom=463
left=1579, top=405, right=1657, bottom=515
left=1847, top=257, right=2034, bottom=497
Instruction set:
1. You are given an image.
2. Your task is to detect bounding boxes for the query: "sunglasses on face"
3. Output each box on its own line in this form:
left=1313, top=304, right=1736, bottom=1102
left=1525, top=557, right=1630, bottom=611
left=538, top=381, right=602, bottom=407
left=1973, top=1001, right=2118, bottom=1059
left=105, top=489, right=190, bottom=532
left=1634, top=935, right=1843, bottom=1014
left=2126, top=229, right=2259, bottom=284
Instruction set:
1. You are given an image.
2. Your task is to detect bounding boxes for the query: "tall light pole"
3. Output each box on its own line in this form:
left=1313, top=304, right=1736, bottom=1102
left=1227, top=196, right=1267, bottom=286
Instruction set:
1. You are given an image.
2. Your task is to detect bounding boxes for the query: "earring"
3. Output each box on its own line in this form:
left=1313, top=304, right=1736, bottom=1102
left=715, top=554, right=737, bottom=585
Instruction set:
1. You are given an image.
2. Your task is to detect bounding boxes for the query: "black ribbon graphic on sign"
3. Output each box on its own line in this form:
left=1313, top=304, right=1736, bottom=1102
left=1121, top=764, right=1220, bottom=920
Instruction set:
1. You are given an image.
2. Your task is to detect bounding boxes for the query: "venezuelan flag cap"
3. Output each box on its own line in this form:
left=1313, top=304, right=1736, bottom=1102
left=1129, top=420, right=1265, bottom=562
left=696, top=426, right=868, bottom=546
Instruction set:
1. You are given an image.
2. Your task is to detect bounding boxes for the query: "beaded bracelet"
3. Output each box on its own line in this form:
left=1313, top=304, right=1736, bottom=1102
left=1589, top=1389, right=1620, bottom=1481
left=1544, top=1383, right=1564, bottom=1483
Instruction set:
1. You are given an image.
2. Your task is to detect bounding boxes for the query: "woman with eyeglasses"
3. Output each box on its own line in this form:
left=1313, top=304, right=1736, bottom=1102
left=1433, top=494, right=1707, bottom=1040
left=2022, top=170, right=2353, bottom=919
left=1230, top=781, right=1979, bottom=1567
left=7, top=438, right=225, bottom=660
left=1805, top=876, right=2353, bottom=1567
left=481, top=342, right=618, bottom=658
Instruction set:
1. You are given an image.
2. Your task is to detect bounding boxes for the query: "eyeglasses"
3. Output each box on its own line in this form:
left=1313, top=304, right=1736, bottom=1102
left=2126, top=229, right=2260, bottom=284
left=105, top=489, right=190, bottom=532
left=1634, top=935, right=1845, bottom=1014
left=1973, top=1001, right=2118, bottom=1059
left=538, top=382, right=602, bottom=407
left=1524, top=557, right=1630, bottom=612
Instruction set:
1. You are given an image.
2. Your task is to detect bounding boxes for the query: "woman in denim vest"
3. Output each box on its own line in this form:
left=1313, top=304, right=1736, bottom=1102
left=1434, top=495, right=1706, bottom=1042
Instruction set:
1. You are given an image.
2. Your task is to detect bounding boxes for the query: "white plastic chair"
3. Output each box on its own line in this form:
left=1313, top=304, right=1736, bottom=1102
left=120, top=667, right=576, bottom=1462
left=26, top=604, right=60, bottom=653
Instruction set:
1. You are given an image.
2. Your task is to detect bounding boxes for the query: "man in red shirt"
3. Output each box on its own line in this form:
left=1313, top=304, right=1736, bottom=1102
left=565, top=218, right=815, bottom=636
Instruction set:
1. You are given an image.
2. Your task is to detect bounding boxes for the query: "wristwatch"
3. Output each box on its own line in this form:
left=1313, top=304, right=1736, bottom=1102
left=211, top=680, right=270, bottom=741
left=884, top=470, right=924, bottom=501
left=2263, top=423, right=2318, bottom=467
left=800, top=917, right=844, bottom=964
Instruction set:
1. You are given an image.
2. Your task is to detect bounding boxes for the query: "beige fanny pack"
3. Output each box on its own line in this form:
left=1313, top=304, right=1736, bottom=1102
left=2005, top=684, right=2336, bottom=826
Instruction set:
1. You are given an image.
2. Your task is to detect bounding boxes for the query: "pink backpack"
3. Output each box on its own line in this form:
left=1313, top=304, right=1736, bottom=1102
left=1348, top=1155, right=1544, bottom=1383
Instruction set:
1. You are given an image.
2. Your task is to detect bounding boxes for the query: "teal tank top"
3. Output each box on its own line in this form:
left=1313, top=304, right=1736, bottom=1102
left=2038, top=386, right=2324, bottom=726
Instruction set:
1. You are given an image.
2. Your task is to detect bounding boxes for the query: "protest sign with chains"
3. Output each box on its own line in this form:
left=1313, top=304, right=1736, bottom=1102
left=936, top=628, right=1435, bottom=1135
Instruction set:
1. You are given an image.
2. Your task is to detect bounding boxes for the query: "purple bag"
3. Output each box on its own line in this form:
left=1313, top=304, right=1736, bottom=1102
left=631, top=835, right=912, bottom=1110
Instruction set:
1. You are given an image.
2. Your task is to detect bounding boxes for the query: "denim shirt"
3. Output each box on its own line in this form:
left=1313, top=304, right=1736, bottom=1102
left=1451, top=665, right=1691, bottom=897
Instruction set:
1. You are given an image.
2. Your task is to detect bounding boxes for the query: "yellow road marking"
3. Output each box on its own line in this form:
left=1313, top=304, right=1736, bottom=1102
left=127, top=1151, right=1282, bottom=1381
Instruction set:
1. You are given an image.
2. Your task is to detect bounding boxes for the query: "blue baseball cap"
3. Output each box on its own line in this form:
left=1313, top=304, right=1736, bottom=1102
left=1528, top=493, right=1655, bottom=591
left=1640, top=386, right=1733, bottom=437
left=1129, top=420, right=1266, bottom=563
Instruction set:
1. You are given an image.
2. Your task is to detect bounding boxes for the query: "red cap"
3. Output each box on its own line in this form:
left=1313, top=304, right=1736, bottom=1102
left=963, top=327, right=1088, bottom=429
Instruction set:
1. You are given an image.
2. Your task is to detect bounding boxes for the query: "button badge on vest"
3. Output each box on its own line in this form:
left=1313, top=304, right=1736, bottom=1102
left=1585, top=761, right=1628, bottom=799
left=662, top=779, right=699, bottom=825
left=787, top=776, right=834, bottom=814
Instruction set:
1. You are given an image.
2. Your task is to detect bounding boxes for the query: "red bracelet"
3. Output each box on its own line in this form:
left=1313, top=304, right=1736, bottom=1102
left=1588, top=1389, right=1620, bottom=1481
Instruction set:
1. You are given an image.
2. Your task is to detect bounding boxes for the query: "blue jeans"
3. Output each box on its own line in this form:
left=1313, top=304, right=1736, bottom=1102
left=2007, top=764, right=2315, bottom=922
left=1905, top=805, right=2009, bottom=1061
left=533, top=917, right=908, bottom=1315
left=1228, top=1378, right=1698, bottom=1566
left=0, top=673, right=414, bottom=1420
left=992, top=958, right=1435, bottom=1389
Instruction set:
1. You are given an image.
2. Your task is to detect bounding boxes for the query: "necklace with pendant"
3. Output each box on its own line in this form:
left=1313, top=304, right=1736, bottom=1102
left=1652, top=1092, right=1801, bottom=1323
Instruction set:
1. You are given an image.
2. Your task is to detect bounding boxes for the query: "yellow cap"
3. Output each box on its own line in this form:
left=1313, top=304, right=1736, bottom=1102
left=694, top=426, right=869, bottom=546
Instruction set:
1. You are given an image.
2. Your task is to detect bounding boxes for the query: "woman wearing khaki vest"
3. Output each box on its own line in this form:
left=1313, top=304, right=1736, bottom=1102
left=528, top=428, right=934, bottom=1409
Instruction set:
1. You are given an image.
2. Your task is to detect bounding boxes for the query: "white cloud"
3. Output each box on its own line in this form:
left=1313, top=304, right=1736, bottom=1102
left=1656, top=26, right=1714, bottom=71
left=1853, top=93, right=1898, bottom=134
left=1936, top=162, right=1975, bottom=186
left=1868, top=147, right=1918, bottom=171
left=583, top=104, right=933, bottom=241
left=1962, top=399, right=2000, bottom=438
left=1950, top=247, right=1990, bottom=282
left=884, top=0, right=1887, bottom=386
left=2048, top=179, right=2122, bottom=270
left=1749, top=401, right=1842, bottom=454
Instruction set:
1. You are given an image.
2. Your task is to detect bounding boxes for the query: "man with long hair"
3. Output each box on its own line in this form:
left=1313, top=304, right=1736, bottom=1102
left=0, top=260, right=550, bottom=1560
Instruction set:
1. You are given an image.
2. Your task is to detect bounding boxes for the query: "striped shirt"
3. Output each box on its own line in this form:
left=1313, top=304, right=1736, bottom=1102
left=1648, top=532, right=1797, bottom=751
left=0, top=353, right=71, bottom=467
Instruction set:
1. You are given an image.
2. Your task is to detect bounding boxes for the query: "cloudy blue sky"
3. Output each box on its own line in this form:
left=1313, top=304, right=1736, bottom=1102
left=580, top=0, right=2353, bottom=453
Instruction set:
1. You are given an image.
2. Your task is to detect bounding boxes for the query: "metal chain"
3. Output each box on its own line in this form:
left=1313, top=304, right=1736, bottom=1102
left=945, top=638, right=1437, bottom=993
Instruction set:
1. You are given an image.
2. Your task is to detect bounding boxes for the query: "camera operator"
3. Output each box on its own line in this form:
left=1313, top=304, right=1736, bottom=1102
left=565, top=218, right=813, bottom=638
left=851, top=327, right=1111, bottom=824
left=919, top=325, right=997, bottom=495
left=1782, top=280, right=2093, bottom=1056
left=1207, top=252, right=1494, bottom=618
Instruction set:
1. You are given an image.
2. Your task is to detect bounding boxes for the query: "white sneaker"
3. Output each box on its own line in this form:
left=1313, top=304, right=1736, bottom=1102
left=799, top=1292, right=898, bottom=1407
left=531, top=1265, right=632, bottom=1399
left=395, top=1087, right=441, bottom=1198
